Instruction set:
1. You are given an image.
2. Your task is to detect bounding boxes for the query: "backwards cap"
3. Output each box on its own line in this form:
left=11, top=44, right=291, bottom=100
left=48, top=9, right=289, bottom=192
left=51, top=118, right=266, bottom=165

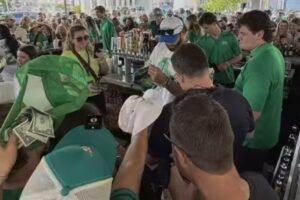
left=20, top=126, right=117, bottom=200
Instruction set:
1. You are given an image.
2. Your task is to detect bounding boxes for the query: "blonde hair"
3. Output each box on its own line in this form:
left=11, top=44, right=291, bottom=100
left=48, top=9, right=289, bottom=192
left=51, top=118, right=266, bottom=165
left=20, top=16, right=31, bottom=30
left=64, top=25, right=93, bottom=52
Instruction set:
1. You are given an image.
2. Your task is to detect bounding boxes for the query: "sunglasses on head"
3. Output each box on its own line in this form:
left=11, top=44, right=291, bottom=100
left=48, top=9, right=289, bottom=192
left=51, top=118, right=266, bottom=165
left=76, top=35, right=89, bottom=42
left=163, top=133, right=191, bottom=157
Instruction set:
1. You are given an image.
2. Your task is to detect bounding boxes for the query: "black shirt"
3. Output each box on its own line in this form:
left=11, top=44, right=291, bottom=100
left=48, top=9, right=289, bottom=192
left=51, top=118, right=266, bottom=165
left=241, top=172, right=279, bottom=200
left=149, top=87, right=255, bottom=170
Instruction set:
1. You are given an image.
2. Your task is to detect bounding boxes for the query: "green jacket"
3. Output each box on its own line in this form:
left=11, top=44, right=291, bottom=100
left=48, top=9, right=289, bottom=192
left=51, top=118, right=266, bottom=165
left=97, top=18, right=117, bottom=54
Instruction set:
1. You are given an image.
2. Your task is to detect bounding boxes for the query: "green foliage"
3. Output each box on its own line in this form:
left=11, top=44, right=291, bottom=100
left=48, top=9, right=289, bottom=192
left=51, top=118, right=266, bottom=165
left=56, top=3, right=65, bottom=10
left=70, top=5, right=81, bottom=13
left=0, top=0, right=11, bottom=11
left=203, top=0, right=245, bottom=12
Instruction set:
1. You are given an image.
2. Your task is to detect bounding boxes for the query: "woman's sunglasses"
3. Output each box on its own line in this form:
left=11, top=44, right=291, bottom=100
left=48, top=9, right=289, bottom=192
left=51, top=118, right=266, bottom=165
left=76, top=35, right=89, bottom=42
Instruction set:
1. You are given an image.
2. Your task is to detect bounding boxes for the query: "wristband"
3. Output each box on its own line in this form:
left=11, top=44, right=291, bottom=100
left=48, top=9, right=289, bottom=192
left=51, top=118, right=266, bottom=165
left=161, top=77, right=170, bottom=87
left=0, top=175, right=8, bottom=182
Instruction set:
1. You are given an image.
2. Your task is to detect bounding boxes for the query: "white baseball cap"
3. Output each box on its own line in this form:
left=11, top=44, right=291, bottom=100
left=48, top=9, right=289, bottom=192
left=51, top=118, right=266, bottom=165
left=159, top=16, right=184, bottom=43
left=118, top=89, right=164, bottom=136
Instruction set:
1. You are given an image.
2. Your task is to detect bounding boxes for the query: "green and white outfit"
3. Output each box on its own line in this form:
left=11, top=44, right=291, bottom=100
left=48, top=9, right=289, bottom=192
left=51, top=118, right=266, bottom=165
left=88, top=26, right=101, bottom=44
left=147, top=42, right=176, bottom=106
left=0, top=55, right=89, bottom=143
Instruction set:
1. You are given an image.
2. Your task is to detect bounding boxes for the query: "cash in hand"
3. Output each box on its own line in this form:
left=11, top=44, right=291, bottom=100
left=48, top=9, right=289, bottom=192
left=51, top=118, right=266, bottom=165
left=11, top=107, right=54, bottom=148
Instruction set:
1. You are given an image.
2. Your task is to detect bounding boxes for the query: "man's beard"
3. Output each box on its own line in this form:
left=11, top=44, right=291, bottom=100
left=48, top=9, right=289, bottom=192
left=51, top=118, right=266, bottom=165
left=167, top=37, right=183, bottom=51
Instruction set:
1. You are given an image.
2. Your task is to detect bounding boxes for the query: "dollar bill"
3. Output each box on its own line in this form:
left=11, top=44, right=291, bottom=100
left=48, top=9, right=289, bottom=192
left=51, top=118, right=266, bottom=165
left=31, top=107, right=54, bottom=138
left=26, top=132, right=48, bottom=143
left=10, top=106, right=54, bottom=148
left=13, top=119, right=35, bottom=147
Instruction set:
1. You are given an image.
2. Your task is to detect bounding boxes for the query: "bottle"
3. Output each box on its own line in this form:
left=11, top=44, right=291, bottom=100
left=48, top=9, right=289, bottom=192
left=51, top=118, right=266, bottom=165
left=287, top=125, right=299, bottom=150
left=283, top=44, right=289, bottom=57
left=288, top=44, right=294, bottom=57
left=287, top=134, right=297, bottom=150
left=282, top=150, right=292, bottom=165
left=279, top=163, right=289, bottom=176
left=291, top=125, right=299, bottom=137
left=274, top=179, right=283, bottom=197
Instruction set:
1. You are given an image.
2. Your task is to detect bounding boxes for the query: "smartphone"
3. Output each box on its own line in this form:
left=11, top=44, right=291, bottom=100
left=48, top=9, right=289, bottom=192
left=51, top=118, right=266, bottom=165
left=94, top=43, right=103, bottom=58
left=85, top=115, right=102, bottom=130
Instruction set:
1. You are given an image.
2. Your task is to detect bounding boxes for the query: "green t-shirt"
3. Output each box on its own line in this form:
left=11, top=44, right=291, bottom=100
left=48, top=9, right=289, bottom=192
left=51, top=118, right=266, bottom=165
left=188, top=31, right=201, bottom=44
left=110, top=188, right=139, bottom=200
left=97, top=18, right=117, bottom=54
left=235, top=43, right=285, bottom=150
left=89, top=26, right=101, bottom=44
left=34, top=33, right=53, bottom=50
left=196, top=31, right=241, bottom=85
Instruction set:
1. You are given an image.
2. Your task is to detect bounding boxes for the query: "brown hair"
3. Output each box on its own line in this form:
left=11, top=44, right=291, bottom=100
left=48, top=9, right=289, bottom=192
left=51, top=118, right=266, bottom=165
left=171, top=43, right=208, bottom=77
left=95, top=6, right=106, bottom=13
left=238, top=10, right=273, bottom=43
left=186, top=14, right=202, bottom=36
left=170, top=92, right=234, bottom=174
left=291, top=17, right=300, bottom=26
left=64, top=25, right=92, bottom=52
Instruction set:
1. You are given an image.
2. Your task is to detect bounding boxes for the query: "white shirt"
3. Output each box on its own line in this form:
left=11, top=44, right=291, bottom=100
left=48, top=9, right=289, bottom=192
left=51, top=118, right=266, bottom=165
left=146, top=42, right=176, bottom=106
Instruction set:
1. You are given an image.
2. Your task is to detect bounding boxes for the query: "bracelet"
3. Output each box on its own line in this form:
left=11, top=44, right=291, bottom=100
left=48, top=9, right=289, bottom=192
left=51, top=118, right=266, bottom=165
left=0, top=175, right=8, bottom=182
left=161, top=77, right=170, bottom=87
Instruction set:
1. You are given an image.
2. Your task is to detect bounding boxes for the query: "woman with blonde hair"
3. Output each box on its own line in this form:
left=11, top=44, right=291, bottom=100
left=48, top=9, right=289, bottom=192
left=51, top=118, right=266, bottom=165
left=20, top=16, right=31, bottom=31
left=186, top=14, right=202, bottom=43
left=62, top=25, right=109, bottom=112
left=53, top=25, right=67, bottom=48
left=274, top=20, right=293, bottom=50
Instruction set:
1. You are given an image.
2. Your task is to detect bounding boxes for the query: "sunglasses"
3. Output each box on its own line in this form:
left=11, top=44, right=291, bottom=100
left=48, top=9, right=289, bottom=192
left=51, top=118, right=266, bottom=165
left=159, top=29, right=175, bottom=35
left=76, top=35, right=89, bottom=42
left=163, top=133, right=191, bottom=157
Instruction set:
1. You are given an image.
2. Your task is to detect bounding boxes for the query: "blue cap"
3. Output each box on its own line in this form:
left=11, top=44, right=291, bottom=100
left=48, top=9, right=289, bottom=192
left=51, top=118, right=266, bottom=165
left=159, top=34, right=180, bottom=44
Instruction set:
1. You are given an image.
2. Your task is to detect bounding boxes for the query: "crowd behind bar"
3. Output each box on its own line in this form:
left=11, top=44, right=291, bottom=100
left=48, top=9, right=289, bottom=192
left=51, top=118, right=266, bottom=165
left=0, top=5, right=300, bottom=200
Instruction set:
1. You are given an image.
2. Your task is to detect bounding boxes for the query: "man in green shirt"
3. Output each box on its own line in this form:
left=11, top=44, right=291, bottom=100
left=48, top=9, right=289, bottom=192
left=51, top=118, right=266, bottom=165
left=95, top=6, right=117, bottom=54
left=235, top=10, right=285, bottom=172
left=196, top=12, right=242, bottom=87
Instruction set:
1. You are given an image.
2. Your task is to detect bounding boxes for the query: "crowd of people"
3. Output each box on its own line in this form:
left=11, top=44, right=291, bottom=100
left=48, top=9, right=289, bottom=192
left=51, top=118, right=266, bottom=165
left=0, top=4, right=299, bottom=200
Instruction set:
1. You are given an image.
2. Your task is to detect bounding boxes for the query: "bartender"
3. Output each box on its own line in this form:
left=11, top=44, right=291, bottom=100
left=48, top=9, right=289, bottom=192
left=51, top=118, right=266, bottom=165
left=235, top=10, right=285, bottom=172
left=197, top=12, right=242, bottom=88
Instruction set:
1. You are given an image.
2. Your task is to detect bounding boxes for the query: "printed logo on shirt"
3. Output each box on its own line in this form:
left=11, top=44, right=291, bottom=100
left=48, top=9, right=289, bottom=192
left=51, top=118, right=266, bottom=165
left=222, top=41, right=228, bottom=45
left=158, top=58, right=174, bottom=77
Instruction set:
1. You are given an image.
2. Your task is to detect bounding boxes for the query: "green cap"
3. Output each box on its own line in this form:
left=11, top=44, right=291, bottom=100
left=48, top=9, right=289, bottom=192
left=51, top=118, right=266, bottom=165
left=20, top=126, right=117, bottom=199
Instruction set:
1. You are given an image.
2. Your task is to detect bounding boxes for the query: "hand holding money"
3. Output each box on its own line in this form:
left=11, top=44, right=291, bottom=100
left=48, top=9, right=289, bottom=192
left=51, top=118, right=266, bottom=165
left=10, top=107, right=54, bottom=148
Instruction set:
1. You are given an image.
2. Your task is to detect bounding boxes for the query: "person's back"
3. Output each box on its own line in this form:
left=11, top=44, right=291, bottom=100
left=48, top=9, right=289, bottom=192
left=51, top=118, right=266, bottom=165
left=241, top=172, right=280, bottom=200
left=206, top=86, right=254, bottom=170
left=149, top=86, right=254, bottom=171
left=169, top=93, right=279, bottom=200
